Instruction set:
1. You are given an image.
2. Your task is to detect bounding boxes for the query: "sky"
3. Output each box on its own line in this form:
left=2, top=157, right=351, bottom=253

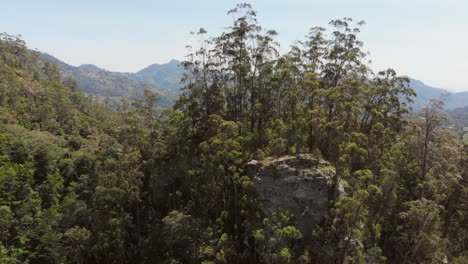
left=2, top=0, right=468, bottom=91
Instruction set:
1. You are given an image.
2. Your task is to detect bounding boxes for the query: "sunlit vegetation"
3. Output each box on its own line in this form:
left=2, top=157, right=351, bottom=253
left=0, top=4, right=467, bottom=263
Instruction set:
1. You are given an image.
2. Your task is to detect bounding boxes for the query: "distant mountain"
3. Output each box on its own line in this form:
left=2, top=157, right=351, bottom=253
left=38, top=53, right=179, bottom=108
left=79, top=64, right=102, bottom=71
left=130, top=59, right=184, bottom=93
left=409, top=79, right=468, bottom=110
left=37, top=52, right=468, bottom=111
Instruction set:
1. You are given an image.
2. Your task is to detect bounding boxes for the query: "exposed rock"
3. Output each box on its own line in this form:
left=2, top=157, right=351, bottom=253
left=247, top=154, right=343, bottom=235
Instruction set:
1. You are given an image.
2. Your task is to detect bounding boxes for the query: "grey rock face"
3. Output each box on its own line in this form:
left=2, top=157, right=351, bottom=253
left=247, top=154, right=343, bottom=233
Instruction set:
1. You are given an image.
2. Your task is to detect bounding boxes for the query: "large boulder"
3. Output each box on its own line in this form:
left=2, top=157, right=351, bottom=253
left=246, top=154, right=343, bottom=234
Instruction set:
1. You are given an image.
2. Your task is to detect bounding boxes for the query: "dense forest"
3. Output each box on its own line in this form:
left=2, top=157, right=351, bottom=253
left=1, top=4, right=467, bottom=264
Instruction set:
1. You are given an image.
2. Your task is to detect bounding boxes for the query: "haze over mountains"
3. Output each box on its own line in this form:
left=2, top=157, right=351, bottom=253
left=128, top=59, right=183, bottom=93
left=39, top=52, right=467, bottom=111
left=38, top=52, right=183, bottom=107
left=409, top=79, right=468, bottom=110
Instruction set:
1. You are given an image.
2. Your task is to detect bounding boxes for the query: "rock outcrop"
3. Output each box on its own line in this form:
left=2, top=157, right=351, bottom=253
left=246, top=154, right=343, bottom=234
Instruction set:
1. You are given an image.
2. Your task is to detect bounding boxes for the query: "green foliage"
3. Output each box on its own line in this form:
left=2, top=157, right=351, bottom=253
left=0, top=4, right=467, bottom=263
left=254, top=211, right=303, bottom=263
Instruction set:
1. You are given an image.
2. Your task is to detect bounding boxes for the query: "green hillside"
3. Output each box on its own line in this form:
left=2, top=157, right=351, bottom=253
left=130, top=59, right=183, bottom=93
left=38, top=52, right=174, bottom=108
left=1, top=4, right=468, bottom=263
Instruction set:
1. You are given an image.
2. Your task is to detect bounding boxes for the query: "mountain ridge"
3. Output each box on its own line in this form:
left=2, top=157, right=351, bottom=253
left=38, top=52, right=468, bottom=110
left=130, top=58, right=184, bottom=93
left=38, top=52, right=183, bottom=108
left=409, top=79, right=468, bottom=110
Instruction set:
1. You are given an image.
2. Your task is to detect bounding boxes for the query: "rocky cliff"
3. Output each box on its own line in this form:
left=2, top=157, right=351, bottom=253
left=246, top=154, right=343, bottom=234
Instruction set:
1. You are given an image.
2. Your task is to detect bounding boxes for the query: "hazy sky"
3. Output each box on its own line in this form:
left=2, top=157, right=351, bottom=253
left=2, top=0, right=468, bottom=91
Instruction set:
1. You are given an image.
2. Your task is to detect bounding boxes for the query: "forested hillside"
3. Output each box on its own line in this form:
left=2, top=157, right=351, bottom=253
left=409, top=79, right=468, bottom=110
left=38, top=53, right=177, bottom=108
left=1, top=4, right=467, bottom=264
left=129, top=59, right=183, bottom=93
left=39, top=49, right=468, bottom=112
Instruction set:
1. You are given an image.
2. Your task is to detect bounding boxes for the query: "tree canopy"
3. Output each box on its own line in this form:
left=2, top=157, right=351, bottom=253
left=0, top=4, right=467, bottom=264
